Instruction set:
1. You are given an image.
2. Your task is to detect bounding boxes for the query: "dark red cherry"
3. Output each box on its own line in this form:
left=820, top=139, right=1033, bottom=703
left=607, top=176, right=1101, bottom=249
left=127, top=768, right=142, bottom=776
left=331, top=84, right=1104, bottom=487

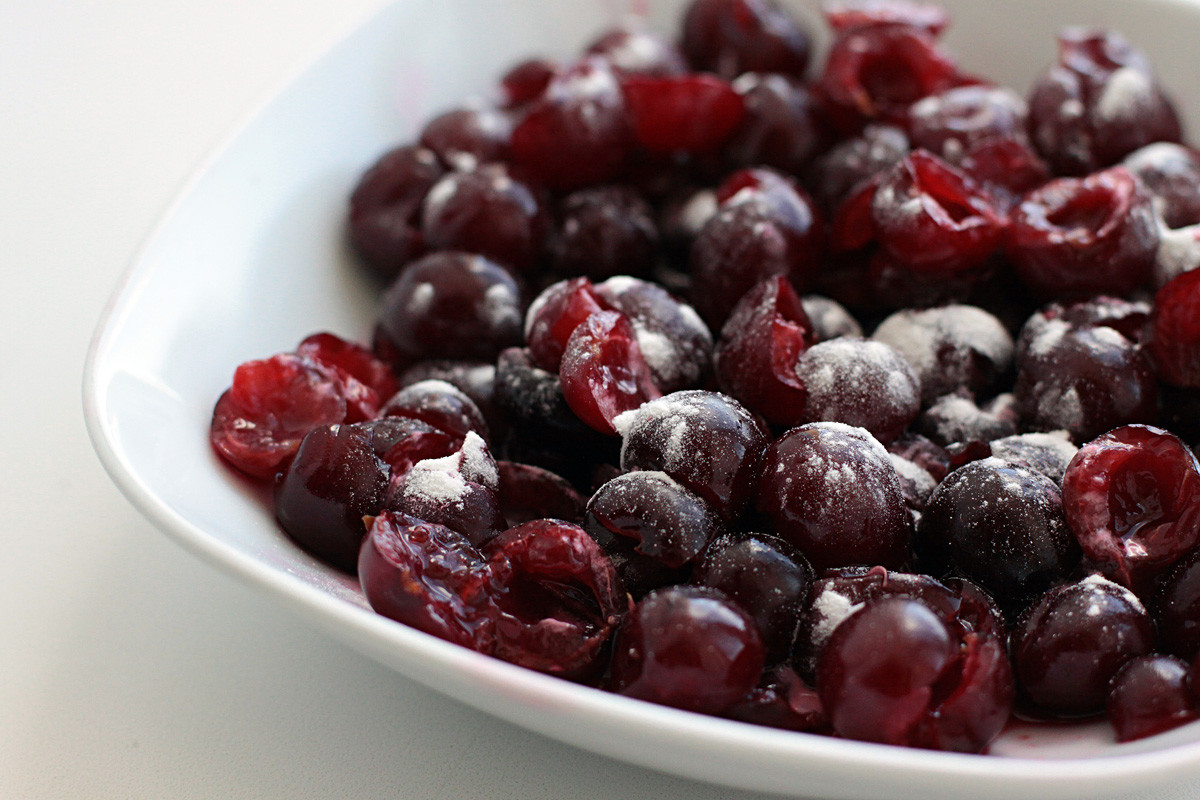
left=419, top=105, right=512, bottom=170
left=420, top=163, right=547, bottom=274
left=817, top=21, right=965, bottom=133
left=511, top=57, right=632, bottom=190
left=585, top=25, right=688, bottom=78
left=623, top=74, right=746, bottom=155
left=485, top=519, right=626, bottom=680
left=689, top=170, right=823, bottom=326
left=1123, top=142, right=1200, bottom=230
left=693, top=532, right=813, bottom=663
left=1156, top=549, right=1200, bottom=662
left=610, top=585, right=765, bottom=715
left=1027, top=28, right=1182, bottom=176
left=818, top=597, right=1011, bottom=752
left=917, top=457, right=1079, bottom=616
left=1107, top=655, right=1200, bottom=742
left=724, top=665, right=828, bottom=732
left=1148, top=268, right=1200, bottom=388
left=347, top=145, right=443, bottom=281
left=358, top=511, right=497, bottom=652
left=795, top=338, right=921, bottom=445
left=714, top=276, right=814, bottom=427
left=1007, top=166, right=1158, bottom=300
left=587, top=470, right=722, bottom=569
left=872, top=304, right=1014, bottom=404
left=907, top=85, right=1028, bottom=160
left=550, top=186, right=659, bottom=281
left=871, top=150, right=1006, bottom=277
left=387, top=434, right=505, bottom=548
left=619, top=390, right=768, bottom=521
left=375, top=251, right=523, bottom=369
left=680, top=0, right=812, bottom=80
left=1013, top=575, right=1155, bottom=717
left=724, top=73, right=827, bottom=174
left=210, top=354, right=347, bottom=479
left=559, top=310, right=662, bottom=436
left=381, top=379, right=489, bottom=441
left=1014, top=320, right=1158, bottom=443
left=1062, top=425, right=1200, bottom=590
left=274, top=422, right=391, bottom=573
left=499, top=58, right=557, bottom=108
left=757, top=422, right=911, bottom=570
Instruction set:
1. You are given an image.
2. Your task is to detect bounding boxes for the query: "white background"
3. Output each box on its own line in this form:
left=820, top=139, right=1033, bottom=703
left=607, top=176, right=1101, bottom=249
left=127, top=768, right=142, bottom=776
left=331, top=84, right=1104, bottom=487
left=4, top=0, right=1200, bottom=798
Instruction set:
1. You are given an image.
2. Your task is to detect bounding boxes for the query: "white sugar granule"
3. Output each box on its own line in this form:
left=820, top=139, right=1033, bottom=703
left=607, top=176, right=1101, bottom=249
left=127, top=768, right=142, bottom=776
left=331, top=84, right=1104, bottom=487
left=457, top=431, right=498, bottom=491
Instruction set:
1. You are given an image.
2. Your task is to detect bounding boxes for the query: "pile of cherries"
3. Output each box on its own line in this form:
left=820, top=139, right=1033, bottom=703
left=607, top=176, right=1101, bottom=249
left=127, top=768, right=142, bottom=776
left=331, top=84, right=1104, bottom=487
left=209, top=0, right=1200, bottom=754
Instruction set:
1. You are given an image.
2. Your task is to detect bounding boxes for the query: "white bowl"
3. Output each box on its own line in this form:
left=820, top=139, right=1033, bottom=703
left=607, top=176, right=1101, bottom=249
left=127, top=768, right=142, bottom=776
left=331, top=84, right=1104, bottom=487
left=83, top=0, right=1200, bottom=797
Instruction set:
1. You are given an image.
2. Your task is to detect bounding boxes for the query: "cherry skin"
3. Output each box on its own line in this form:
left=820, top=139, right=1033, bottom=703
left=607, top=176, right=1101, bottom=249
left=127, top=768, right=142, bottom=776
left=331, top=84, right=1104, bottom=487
left=610, top=585, right=765, bottom=715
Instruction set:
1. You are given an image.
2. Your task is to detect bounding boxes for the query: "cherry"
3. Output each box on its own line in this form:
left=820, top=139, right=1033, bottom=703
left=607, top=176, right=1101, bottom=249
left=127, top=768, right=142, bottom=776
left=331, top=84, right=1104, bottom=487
left=619, top=390, right=768, bottom=521
left=1013, top=575, right=1155, bottom=717
left=817, top=597, right=1012, bottom=753
left=680, top=0, right=812, bottom=80
left=584, top=25, right=688, bottom=78
left=274, top=422, right=391, bottom=573
left=1014, top=318, right=1158, bottom=443
left=756, top=422, right=911, bottom=570
left=1008, top=167, right=1158, bottom=300
left=796, top=338, right=921, bottom=444
left=381, top=379, right=489, bottom=441
left=511, top=57, right=633, bottom=190
left=915, top=393, right=1017, bottom=448
left=586, top=470, right=722, bottom=569
left=693, top=532, right=813, bottom=663
left=358, top=511, right=498, bottom=652
left=495, top=461, right=586, bottom=526
left=1148, top=268, right=1200, bottom=388
left=689, top=169, right=823, bottom=326
left=724, top=665, right=827, bottom=732
left=387, top=433, right=505, bottom=548
left=871, top=150, right=1006, bottom=277
left=499, top=58, right=557, bottom=108
left=485, top=519, right=627, bottom=680
left=988, top=431, right=1078, bottom=485
left=610, top=585, right=765, bottom=715
left=375, top=251, right=523, bottom=369
left=622, top=74, right=746, bottom=155
left=593, top=276, right=714, bottom=394
left=347, top=145, right=443, bottom=281
left=549, top=186, right=659, bottom=281
left=801, top=294, right=863, bottom=342
left=817, top=19, right=965, bottom=133
left=418, top=105, right=512, bottom=170
left=559, top=310, right=663, bottom=436
left=873, top=303, right=1012, bottom=402
left=713, top=276, right=814, bottom=427
left=907, top=85, right=1028, bottom=161
left=1027, top=28, right=1182, bottom=176
left=1107, top=655, right=1200, bottom=742
left=1061, top=425, right=1200, bottom=590
left=917, top=457, right=1079, bottom=616
left=420, top=163, right=547, bottom=274
left=210, top=353, right=348, bottom=479
left=1123, top=142, right=1200, bottom=229
left=723, top=73, right=827, bottom=174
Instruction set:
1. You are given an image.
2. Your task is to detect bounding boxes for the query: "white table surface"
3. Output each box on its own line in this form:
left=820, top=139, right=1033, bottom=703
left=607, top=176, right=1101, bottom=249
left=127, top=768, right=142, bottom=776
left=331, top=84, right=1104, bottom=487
left=5, top=1, right=1200, bottom=798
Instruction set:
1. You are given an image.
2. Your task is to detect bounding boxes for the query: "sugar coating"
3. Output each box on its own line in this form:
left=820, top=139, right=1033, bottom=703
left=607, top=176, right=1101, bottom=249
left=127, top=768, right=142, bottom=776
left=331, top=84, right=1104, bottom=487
left=889, top=453, right=937, bottom=497
left=457, top=431, right=498, bottom=491
left=801, top=294, right=863, bottom=342
left=796, top=338, right=920, bottom=436
left=1095, top=66, right=1156, bottom=123
left=401, top=453, right=470, bottom=507
left=482, top=282, right=522, bottom=328
left=1155, top=223, right=1200, bottom=288
left=872, top=305, right=1013, bottom=401
left=809, top=589, right=864, bottom=649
